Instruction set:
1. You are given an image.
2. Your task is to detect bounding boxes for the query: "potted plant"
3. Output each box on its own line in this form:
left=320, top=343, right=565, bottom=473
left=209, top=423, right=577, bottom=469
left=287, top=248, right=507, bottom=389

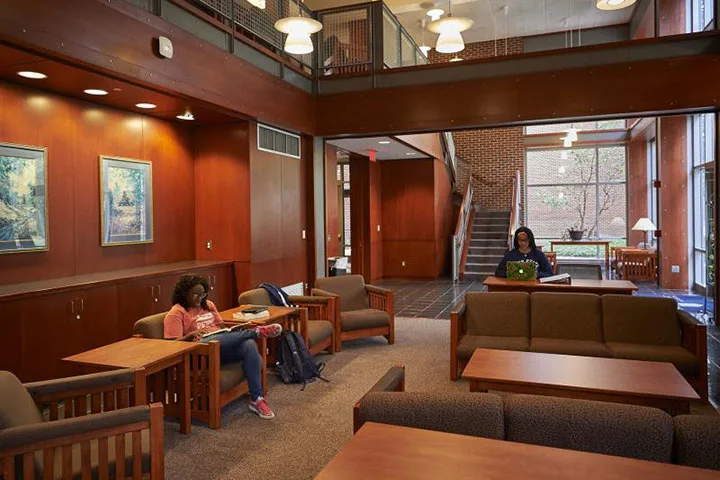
left=567, top=225, right=586, bottom=241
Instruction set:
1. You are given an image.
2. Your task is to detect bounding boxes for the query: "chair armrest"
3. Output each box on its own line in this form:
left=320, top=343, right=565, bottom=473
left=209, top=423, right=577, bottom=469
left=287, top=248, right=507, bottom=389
left=0, top=405, right=152, bottom=453
left=366, top=285, right=392, bottom=296
left=354, top=366, right=405, bottom=433
left=311, top=288, right=339, bottom=298
left=288, top=295, right=331, bottom=305
left=24, top=368, right=139, bottom=399
left=678, top=311, right=707, bottom=359
left=453, top=303, right=466, bottom=318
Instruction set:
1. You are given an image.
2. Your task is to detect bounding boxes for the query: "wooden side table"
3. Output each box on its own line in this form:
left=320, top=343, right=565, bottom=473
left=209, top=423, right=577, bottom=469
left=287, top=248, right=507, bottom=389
left=64, top=337, right=198, bottom=434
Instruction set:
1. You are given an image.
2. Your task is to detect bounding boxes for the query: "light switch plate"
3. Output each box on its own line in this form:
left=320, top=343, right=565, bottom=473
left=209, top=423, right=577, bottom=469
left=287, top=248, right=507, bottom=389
left=302, top=230, right=306, bottom=239
left=206, top=240, right=212, bottom=250
left=671, top=265, right=680, bottom=273
left=377, top=225, right=381, bottom=232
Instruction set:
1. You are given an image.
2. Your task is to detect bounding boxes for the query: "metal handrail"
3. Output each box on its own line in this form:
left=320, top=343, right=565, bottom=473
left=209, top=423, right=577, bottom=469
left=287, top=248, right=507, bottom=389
left=452, top=181, right=473, bottom=282
left=507, top=170, right=521, bottom=250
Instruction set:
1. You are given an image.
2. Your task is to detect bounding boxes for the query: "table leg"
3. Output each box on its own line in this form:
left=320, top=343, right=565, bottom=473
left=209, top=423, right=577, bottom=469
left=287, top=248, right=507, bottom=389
left=177, top=353, right=191, bottom=434
left=605, top=245, right=610, bottom=277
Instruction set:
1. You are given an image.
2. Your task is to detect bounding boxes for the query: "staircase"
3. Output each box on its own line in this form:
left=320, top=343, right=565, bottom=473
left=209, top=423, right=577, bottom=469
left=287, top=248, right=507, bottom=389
left=463, top=210, right=511, bottom=282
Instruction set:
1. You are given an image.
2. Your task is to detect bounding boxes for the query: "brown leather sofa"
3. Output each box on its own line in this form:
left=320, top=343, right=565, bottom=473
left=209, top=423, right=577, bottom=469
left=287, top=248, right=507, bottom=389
left=355, top=367, right=720, bottom=471
left=450, top=292, right=708, bottom=399
left=312, top=275, right=394, bottom=350
left=237, top=288, right=336, bottom=355
left=0, top=369, right=164, bottom=479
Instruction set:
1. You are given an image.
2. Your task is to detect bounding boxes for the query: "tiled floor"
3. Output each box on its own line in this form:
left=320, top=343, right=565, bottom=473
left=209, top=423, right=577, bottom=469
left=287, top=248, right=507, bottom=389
left=376, top=277, right=719, bottom=409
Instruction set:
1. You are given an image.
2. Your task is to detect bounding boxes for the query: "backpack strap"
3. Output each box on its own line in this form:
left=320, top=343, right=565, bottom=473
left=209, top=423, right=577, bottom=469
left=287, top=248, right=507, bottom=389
left=284, top=332, right=306, bottom=388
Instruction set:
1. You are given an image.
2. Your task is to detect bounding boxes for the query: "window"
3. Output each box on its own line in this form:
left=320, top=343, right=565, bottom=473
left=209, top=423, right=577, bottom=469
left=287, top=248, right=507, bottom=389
left=526, top=145, right=627, bottom=257
left=647, top=138, right=658, bottom=238
left=690, top=113, right=715, bottom=288
left=690, top=0, right=714, bottom=32
left=525, top=120, right=626, bottom=135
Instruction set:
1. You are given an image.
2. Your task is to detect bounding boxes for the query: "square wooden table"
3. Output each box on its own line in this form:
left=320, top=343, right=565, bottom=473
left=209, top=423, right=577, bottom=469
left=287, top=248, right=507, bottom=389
left=315, top=422, right=718, bottom=480
left=550, top=240, right=611, bottom=273
left=483, top=276, right=638, bottom=295
left=462, top=348, right=699, bottom=415
left=64, top=337, right=198, bottom=433
left=218, top=305, right=308, bottom=365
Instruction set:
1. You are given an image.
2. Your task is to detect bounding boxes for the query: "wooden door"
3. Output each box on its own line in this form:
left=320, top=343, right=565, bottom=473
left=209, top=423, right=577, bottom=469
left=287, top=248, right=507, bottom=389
left=74, top=285, right=119, bottom=352
left=155, top=274, right=179, bottom=313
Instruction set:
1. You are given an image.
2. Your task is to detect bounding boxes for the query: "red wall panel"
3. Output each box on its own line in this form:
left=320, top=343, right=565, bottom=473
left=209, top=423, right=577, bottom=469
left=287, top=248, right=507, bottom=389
left=325, top=145, right=340, bottom=259
left=434, top=159, right=453, bottom=277
left=369, top=160, right=383, bottom=281
left=627, top=121, right=654, bottom=246
left=0, top=82, right=195, bottom=285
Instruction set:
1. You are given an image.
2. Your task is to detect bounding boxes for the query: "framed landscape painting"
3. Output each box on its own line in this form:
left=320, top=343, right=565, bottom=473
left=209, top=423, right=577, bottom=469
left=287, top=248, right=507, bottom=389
left=100, top=156, right=153, bottom=246
left=0, top=143, right=48, bottom=254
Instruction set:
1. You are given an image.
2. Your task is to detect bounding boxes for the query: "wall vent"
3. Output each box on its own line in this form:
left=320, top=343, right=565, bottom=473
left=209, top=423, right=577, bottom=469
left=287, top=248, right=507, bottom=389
left=257, top=124, right=301, bottom=158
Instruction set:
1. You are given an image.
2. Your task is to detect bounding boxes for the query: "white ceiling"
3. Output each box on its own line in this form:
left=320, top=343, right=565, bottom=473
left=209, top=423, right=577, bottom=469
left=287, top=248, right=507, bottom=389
left=305, top=0, right=634, bottom=45
left=328, top=136, right=431, bottom=160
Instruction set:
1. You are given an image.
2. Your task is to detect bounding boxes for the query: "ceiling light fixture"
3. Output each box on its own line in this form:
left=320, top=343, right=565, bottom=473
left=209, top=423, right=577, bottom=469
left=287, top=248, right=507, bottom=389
left=419, top=19, right=432, bottom=57
left=566, top=128, right=579, bottom=142
left=17, top=71, right=47, bottom=79
left=176, top=112, right=195, bottom=121
left=84, top=89, right=108, bottom=96
left=449, top=56, right=463, bottom=62
left=406, top=152, right=417, bottom=156
left=378, top=140, right=391, bottom=144
left=274, top=15, right=323, bottom=55
left=596, top=0, right=636, bottom=10
left=135, top=103, right=157, bottom=109
left=427, top=8, right=445, bottom=21
left=246, top=0, right=266, bottom=9
left=562, top=137, right=572, bottom=148
left=428, top=1, right=473, bottom=54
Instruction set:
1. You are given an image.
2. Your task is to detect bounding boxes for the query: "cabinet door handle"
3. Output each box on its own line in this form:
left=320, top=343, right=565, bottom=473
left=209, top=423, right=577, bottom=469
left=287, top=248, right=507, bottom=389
left=71, top=299, right=80, bottom=320
left=80, top=298, right=84, bottom=313
left=150, top=285, right=155, bottom=299
left=156, top=284, right=161, bottom=302
left=210, top=274, right=215, bottom=291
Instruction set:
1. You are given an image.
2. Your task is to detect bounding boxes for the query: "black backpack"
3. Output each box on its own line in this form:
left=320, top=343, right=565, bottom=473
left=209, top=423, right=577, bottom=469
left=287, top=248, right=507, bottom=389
left=258, top=282, right=291, bottom=307
left=275, top=330, right=328, bottom=390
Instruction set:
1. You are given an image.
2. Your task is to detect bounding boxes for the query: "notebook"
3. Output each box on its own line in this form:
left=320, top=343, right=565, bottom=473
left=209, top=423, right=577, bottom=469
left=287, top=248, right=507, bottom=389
left=506, top=260, right=537, bottom=281
left=200, top=323, right=249, bottom=339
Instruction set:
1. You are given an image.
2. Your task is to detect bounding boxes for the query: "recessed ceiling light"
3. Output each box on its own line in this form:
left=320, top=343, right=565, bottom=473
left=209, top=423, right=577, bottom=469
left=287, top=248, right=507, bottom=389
left=378, top=140, right=391, bottom=144
left=135, top=103, right=157, bottom=109
left=176, top=112, right=195, bottom=121
left=17, top=71, right=47, bottom=79
left=84, top=89, right=108, bottom=96
left=406, top=152, right=417, bottom=156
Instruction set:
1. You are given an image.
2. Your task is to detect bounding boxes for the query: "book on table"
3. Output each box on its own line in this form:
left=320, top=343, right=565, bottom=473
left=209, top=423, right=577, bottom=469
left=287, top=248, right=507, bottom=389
left=232, top=307, right=270, bottom=321
left=200, top=323, right=250, bottom=339
left=539, top=273, right=571, bottom=284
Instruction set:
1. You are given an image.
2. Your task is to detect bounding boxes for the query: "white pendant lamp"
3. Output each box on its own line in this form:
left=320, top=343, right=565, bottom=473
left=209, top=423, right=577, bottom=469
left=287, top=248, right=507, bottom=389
left=596, top=0, right=636, bottom=10
left=419, top=19, right=432, bottom=57
left=566, top=128, right=579, bottom=142
left=428, top=1, right=473, bottom=54
left=275, top=16, right=322, bottom=55
left=246, top=0, right=266, bottom=8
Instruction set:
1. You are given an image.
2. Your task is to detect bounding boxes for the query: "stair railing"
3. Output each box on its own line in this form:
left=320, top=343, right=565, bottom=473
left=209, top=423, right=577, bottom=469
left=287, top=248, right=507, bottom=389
left=452, top=180, right=474, bottom=282
left=507, top=170, right=521, bottom=250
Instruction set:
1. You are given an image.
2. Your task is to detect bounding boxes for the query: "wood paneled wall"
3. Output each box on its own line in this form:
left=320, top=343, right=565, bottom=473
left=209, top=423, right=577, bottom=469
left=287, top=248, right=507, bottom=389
left=627, top=121, right=655, bottom=246
left=434, top=160, right=454, bottom=277
left=658, top=0, right=688, bottom=36
left=369, top=160, right=383, bottom=281
left=395, top=134, right=444, bottom=160
left=659, top=116, right=689, bottom=290
left=247, top=123, right=308, bottom=291
left=325, top=144, right=340, bottom=260
left=631, top=0, right=656, bottom=39
left=0, top=82, right=195, bottom=285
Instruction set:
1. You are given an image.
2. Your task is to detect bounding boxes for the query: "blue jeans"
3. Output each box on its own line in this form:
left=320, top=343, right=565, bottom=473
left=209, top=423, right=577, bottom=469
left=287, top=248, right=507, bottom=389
left=200, top=329, right=263, bottom=401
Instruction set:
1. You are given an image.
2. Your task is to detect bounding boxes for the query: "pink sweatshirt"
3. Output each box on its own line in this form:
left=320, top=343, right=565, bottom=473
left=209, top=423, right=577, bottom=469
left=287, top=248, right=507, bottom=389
left=163, top=300, right=223, bottom=339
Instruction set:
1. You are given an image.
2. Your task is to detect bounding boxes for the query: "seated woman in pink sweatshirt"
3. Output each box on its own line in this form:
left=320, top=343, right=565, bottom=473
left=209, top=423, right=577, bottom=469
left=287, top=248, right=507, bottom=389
left=164, top=274, right=281, bottom=419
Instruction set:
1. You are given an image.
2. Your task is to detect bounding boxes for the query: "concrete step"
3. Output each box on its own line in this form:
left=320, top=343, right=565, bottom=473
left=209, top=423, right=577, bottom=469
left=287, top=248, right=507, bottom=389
left=472, top=233, right=507, bottom=240
left=468, top=248, right=506, bottom=257
left=473, top=220, right=509, bottom=227
left=464, top=262, right=499, bottom=273
left=473, top=225, right=507, bottom=233
left=467, top=256, right=504, bottom=265
left=470, top=239, right=507, bottom=247
left=462, top=272, right=490, bottom=282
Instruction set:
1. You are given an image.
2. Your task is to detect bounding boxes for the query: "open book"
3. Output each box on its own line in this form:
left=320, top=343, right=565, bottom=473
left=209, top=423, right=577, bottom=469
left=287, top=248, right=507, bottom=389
left=539, top=273, right=571, bottom=284
left=200, top=323, right=250, bottom=339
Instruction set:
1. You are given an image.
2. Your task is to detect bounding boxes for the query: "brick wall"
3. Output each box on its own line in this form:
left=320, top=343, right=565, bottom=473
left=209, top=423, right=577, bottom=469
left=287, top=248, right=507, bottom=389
left=430, top=39, right=525, bottom=214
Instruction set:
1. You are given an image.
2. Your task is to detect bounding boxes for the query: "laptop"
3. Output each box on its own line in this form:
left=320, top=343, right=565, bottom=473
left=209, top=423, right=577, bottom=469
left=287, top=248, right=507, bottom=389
left=506, top=260, right=538, bottom=281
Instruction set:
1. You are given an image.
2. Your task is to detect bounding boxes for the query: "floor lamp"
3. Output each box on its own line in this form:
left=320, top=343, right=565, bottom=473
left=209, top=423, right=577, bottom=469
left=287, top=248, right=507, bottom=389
left=631, top=218, right=656, bottom=249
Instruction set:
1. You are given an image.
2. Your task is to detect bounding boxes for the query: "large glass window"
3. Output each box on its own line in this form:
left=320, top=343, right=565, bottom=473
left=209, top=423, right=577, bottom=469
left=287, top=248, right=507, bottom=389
left=691, top=113, right=715, bottom=288
left=526, top=145, right=627, bottom=257
left=690, top=0, right=714, bottom=32
left=525, top=120, right=626, bottom=135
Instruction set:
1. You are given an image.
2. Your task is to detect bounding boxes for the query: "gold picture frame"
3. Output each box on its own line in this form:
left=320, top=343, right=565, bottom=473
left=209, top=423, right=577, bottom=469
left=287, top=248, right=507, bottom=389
left=0, top=142, right=49, bottom=254
left=99, top=155, right=153, bottom=246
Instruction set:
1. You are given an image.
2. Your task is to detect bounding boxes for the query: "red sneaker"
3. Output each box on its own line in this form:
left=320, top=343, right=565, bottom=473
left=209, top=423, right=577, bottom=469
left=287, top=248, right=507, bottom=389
left=248, top=397, right=275, bottom=419
left=255, top=323, right=282, bottom=338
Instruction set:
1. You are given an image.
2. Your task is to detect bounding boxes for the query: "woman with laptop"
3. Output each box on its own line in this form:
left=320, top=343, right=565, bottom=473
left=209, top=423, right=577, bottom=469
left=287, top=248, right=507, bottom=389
left=495, top=227, right=554, bottom=279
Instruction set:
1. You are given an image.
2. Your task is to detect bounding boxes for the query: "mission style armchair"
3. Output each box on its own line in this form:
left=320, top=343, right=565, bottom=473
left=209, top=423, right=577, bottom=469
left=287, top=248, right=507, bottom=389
left=237, top=288, right=336, bottom=355
left=312, top=275, right=394, bottom=351
left=0, top=368, right=164, bottom=479
left=133, top=313, right=267, bottom=430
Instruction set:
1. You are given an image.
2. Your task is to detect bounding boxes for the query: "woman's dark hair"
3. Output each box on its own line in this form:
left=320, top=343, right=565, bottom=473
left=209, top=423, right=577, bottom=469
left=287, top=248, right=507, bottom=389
left=513, top=226, right=538, bottom=251
left=171, top=274, right=210, bottom=310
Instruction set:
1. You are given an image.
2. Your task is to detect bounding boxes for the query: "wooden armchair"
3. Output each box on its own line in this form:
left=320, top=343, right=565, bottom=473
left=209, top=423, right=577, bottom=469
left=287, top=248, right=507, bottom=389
left=312, top=275, right=394, bottom=351
left=620, top=250, right=657, bottom=282
left=133, top=313, right=267, bottom=430
left=0, top=368, right=164, bottom=479
left=237, top=288, right=336, bottom=355
left=545, top=251, right=558, bottom=274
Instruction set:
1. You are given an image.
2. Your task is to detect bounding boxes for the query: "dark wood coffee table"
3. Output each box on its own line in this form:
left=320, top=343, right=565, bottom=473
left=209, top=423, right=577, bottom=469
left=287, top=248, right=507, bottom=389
left=316, top=422, right=718, bottom=479
left=483, top=276, right=638, bottom=295
left=462, top=348, right=699, bottom=414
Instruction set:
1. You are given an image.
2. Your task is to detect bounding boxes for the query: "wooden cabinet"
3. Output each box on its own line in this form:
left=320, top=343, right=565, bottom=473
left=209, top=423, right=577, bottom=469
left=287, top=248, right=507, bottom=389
left=0, top=299, right=24, bottom=376
left=200, top=265, right=234, bottom=310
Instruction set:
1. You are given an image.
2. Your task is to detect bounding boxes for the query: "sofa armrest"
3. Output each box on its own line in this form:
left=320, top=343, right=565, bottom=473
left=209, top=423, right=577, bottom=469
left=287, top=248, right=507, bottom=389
left=25, top=368, right=138, bottom=398
left=354, top=366, right=405, bottom=433
left=677, top=310, right=708, bottom=400
left=311, top=288, right=339, bottom=298
left=288, top=295, right=330, bottom=305
left=450, top=303, right=466, bottom=381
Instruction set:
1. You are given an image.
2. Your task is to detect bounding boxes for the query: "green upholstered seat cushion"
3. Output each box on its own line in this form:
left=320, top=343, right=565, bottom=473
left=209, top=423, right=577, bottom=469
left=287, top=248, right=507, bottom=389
left=132, top=312, right=167, bottom=339
left=315, top=275, right=369, bottom=312
left=0, top=371, right=43, bottom=430
left=219, top=363, right=246, bottom=394
left=504, top=394, right=674, bottom=463
left=308, top=320, right=333, bottom=346
left=465, top=292, right=530, bottom=337
left=530, top=338, right=611, bottom=357
left=357, top=392, right=505, bottom=440
left=673, top=415, right=720, bottom=471
left=340, top=309, right=389, bottom=331
left=602, top=295, right=681, bottom=346
left=530, top=292, right=603, bottom=341
left=605, top=343, right=700, bottom=376
left=238, top=288, right=272, bottom=306
left=457, top=335, right=530, bottom=360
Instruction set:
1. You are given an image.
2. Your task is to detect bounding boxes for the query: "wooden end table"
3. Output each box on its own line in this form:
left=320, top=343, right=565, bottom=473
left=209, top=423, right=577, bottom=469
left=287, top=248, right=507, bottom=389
left=462, top=348, right=699, bottom=415
left=64, top=337, right=198, bottom=433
